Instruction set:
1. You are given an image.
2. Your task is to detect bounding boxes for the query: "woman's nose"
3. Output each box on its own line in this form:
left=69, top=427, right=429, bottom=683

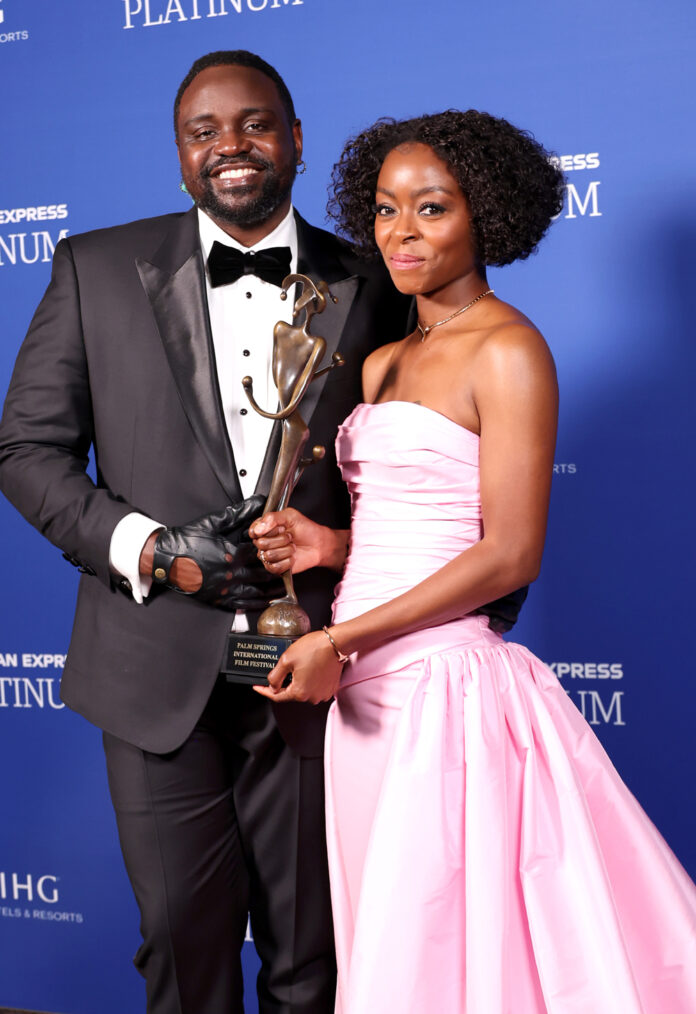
left=392, top=211, right=419, bottom=242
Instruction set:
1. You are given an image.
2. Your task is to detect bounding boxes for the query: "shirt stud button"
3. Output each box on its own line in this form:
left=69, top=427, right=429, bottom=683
left=239, top=469, right=247, bottom=477
left=240, top=408, right=248, bottom=415
left=246, top=292, right=252, bottom=299
left=243, top=349, right=250, bottom=357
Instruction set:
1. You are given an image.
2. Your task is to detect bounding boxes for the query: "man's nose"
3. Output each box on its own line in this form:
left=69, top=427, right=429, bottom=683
left=213, top=127, right=252, bottom=156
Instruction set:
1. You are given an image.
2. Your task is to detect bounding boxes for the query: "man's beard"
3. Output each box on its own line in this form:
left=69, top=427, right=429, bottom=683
left=195, top=156, right=296, bottom=229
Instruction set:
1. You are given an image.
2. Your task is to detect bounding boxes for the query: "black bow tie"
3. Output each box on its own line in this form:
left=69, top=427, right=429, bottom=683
left=207, top=241, right=292, bottom=288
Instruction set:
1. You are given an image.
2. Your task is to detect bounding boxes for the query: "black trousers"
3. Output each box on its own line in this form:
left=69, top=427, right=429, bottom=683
left=103, top=680, right=336, bottom=1014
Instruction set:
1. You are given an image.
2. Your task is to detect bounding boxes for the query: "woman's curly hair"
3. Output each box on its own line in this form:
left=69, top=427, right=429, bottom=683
left=328, top=110, right=565, bottom=266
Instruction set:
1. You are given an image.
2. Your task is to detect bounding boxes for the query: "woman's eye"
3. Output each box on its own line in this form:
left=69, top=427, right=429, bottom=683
left=420, top=202, right=446, bottom=216
left=374, top=203, right=395, bottom=217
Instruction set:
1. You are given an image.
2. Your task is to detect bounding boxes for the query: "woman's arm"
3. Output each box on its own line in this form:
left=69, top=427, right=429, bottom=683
left=255, top=323, right=557, bottom=704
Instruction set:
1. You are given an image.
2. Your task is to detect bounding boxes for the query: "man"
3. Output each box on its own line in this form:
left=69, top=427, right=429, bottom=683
left=0, top=51, right=410, bottom=1013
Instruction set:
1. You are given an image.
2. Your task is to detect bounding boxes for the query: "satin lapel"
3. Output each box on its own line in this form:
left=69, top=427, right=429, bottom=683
left=254, top=420, right=282, bottom=498
left=136, top=211, right=242, bottom=503
left=295, top=214, right=359, bottom=430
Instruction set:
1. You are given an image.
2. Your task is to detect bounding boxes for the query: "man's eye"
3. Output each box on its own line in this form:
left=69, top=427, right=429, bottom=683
left=420, top=202, right=446, bottom=216
left=246, top=121, right=268, bottom=132
left=192, top=128, right=215, bottom=140
left=374, top=204, right=395, bottom=217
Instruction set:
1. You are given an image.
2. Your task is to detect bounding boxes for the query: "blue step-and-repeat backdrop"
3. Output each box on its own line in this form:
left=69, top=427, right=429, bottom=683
left=1, top=1, right=694, bottom=1011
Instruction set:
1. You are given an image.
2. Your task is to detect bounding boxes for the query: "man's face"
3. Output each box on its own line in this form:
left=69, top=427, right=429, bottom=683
left=176, top=64, right=302, bottom=244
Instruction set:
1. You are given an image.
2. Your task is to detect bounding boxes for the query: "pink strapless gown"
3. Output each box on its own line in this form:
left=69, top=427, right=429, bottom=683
left=325, top=401, right=696, bottom=1014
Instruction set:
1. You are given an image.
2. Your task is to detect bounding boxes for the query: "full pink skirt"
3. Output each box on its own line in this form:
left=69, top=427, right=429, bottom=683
left=325, top=629, right=696, bottom=1014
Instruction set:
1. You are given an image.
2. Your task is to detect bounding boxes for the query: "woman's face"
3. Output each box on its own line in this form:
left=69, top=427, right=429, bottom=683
left=374, top=142, right=480, bottom=296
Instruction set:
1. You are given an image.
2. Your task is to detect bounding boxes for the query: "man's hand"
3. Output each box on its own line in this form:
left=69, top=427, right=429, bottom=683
left=141, top=496, right=282, bottom=610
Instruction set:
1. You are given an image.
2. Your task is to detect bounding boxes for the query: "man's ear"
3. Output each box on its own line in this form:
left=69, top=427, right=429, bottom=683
left=293, top=119, right=303, bottom=164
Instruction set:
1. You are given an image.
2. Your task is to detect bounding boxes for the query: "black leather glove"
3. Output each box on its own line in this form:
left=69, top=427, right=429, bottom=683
left=475, top=585, right=529, bottom=633
left=151, top=496, right=281, bottom=610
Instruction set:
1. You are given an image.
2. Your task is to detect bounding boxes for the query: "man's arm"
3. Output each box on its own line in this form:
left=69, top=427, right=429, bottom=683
left=0, top=239, right=275, bottom=609
left=0, top=239, right=132, bottom=585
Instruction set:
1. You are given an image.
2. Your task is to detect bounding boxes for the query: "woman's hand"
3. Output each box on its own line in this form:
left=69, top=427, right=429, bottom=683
left=250, top=509, right=349, bottom=575
left=252, top=629, right=344, bottom=704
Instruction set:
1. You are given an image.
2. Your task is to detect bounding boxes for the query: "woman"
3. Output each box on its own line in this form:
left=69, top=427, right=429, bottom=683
left=251, top=111, right=696, bottom=1013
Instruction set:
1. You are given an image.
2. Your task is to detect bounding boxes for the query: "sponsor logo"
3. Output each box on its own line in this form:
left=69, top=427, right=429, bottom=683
left=0, top=0, right=30, bottom=42
left=550, top=661, right=625, bottom=726
left=0, top=204, right=69, bottom=267
left=553, top=463, right=577, bottom=475
left=0, top=676, right=65, bottom=709
left=0, top=205, right=68, bottom=225
left=0, top=656, right=66, bottom=710
left=549, top=152, right=600, bottom=173
left=573, top=689, right=625, bottom=727
left=0, top=873, right=84, bottom=925
left=562, top=180, right=601, bottom=219
left=550, top=662, right=623, bottom=679
left=551, top=152, right=602, bottom=221
left=122, top=0, right=303, bottom=30
left=0, top=653, right=66, bottom=669
left=0, top=872, right=59, bottom=904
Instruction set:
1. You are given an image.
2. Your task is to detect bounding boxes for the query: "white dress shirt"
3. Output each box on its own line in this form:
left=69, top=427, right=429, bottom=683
left=109, top=205, right=298, bottom=605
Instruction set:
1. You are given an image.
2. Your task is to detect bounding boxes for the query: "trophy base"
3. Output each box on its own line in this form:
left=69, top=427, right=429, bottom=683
left=257, top=599, right=311, bottom=638
left=221, top=633, right=294, bottom=687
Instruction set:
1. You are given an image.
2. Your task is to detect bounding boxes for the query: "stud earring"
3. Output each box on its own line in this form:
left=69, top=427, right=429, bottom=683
left=180, top=180, right=189, bottom=194
left=296, top=159, right=307, bottom=175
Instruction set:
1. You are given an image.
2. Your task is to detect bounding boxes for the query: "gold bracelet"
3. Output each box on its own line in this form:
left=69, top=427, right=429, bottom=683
left=322, top=625, right=350, bottom=663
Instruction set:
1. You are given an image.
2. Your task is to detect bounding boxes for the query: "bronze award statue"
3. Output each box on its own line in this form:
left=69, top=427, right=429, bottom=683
left=221, top=274, right=343, bottom=686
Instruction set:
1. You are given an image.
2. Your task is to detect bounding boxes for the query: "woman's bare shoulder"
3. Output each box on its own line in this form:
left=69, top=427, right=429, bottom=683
left=469, top=301, right=558, bottom=428
left=477, top=301, right=556, bottom=378
left=362, top=339, right=406, bottom=403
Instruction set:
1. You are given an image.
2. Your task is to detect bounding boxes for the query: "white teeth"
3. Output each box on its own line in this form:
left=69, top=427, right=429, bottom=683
left=217, top=167, right=260, bottom=179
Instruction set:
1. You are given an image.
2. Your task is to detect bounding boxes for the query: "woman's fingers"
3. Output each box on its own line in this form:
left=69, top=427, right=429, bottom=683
left=251, top=519, right=295, bottom=575
left=267, top=656, right=293, bottom=690
left=252, top=655, right=294, bottom=698
left=253, top=684, right=280, bottom=700
left=250, top=509, right=295, bottom=539
left=253, top=530, right=293, bottom=552
left=261, top=545, right=293, bottom=563
left=256, top=536, right=294, bottom=574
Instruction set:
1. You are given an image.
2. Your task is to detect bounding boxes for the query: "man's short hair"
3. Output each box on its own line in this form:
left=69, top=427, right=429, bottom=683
left=174, top=50, right=296, bottom=135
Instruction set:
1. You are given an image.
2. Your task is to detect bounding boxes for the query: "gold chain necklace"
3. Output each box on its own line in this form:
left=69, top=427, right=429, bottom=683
left=416, top=289, right=495, bottom=342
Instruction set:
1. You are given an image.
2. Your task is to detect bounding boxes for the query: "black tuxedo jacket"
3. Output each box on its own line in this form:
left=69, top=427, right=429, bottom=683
left=0, top=207, right=411, bottom=756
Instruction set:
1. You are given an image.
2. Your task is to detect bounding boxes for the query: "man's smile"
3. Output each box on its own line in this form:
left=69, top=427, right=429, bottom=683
left=205, top=160, right=267, bottom=186
left=215, top=166, right=262, bottom=181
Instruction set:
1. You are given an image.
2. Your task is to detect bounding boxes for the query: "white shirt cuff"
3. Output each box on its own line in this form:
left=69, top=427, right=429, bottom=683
left=109, top=512, right=164, bottom=604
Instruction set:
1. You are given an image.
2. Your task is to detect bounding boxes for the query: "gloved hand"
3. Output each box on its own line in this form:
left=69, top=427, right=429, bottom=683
left=151, top=496, right=282, bottom=610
